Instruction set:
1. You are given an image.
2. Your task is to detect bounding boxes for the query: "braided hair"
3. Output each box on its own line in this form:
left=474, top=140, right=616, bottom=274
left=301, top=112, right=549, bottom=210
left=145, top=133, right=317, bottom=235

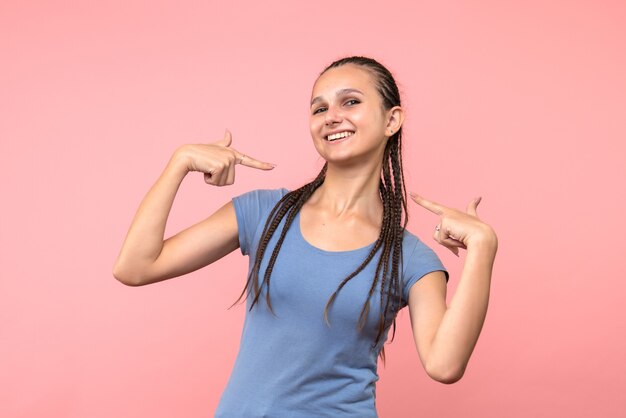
left=231, top=56, right=408, bottom=364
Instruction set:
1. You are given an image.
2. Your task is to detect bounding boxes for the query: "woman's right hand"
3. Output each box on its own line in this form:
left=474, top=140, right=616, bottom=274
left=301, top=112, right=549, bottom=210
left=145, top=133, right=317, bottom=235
left=174, top=130, right=275, bottom=186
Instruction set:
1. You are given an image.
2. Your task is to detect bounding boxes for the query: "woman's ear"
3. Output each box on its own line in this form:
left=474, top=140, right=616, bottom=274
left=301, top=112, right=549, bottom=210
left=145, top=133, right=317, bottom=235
left=385, top=106, right=404, bottom=137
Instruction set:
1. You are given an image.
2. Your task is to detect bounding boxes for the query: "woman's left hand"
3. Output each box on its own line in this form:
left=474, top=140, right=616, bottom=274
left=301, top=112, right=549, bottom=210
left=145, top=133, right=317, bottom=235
left=410, top=193, right=498, bottom=257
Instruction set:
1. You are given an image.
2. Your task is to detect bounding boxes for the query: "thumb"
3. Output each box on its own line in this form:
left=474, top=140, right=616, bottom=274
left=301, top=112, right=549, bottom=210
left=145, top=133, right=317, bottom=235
left=467, top=196, right=482, bottom=217
left=212, top=129, right=232, bottom=147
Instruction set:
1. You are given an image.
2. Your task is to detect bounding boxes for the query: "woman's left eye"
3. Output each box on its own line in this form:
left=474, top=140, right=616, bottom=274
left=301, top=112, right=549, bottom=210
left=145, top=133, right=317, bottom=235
left=345, top=99, right=360, bottom=106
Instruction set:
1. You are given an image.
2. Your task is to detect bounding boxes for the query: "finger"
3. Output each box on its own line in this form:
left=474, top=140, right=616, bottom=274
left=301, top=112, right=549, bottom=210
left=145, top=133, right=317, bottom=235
left=409, top=192, right=444, bottom=215
left=433, top=225, right=442, bottom=244
left=212, top=129, right=233, bottom=148
left=225, top=161, right=236, bottom=185
left=441, top=237, right=466, bottom=249
left=466, top=196, right=482, bottom=217
left=235, top=152, right=276, bottom=171
left=204, top=163, right=226, bottom=186
left=204, top=170, right=218, bottom=185
left=434, top=230, right=460, bottom=257
left=216, top=162, right=230, bottom=186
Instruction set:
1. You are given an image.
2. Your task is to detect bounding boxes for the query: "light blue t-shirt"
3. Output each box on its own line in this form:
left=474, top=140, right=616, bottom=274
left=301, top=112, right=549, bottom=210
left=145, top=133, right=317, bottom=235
left=215, top=188, right=447, bottom=418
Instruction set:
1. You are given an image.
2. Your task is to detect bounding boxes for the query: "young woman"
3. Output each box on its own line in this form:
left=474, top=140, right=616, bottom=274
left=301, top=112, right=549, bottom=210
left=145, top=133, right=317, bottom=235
left=113, top=56, right=498, bottom=417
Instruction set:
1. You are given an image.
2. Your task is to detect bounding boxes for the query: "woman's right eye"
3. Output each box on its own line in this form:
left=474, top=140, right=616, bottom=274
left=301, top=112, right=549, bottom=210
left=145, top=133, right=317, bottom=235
left=312, top=107, right=327, bottom=115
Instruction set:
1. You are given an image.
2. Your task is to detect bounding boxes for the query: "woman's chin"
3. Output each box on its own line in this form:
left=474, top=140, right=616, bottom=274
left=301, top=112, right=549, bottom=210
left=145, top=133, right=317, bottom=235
left=323, top=153, right=385, bottom=171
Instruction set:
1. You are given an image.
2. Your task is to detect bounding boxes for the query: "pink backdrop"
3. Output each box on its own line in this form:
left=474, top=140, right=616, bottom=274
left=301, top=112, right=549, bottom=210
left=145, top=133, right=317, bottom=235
left=2, top=1, right=625, bottom=417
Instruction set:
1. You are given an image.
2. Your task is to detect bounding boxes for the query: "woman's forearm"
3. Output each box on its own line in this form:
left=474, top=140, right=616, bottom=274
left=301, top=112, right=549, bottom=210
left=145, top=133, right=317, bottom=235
left=427, top=236, right=497, bottom=382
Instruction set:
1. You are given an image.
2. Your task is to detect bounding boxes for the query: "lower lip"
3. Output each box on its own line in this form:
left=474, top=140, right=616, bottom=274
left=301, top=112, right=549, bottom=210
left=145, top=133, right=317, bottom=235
left=325, top=134, right=354, bottom=144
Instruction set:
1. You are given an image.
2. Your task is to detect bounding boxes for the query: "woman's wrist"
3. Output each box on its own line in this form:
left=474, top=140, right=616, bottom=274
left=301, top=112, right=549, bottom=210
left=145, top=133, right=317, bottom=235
left=466, top=225, right=498, bottom=255
left=167, top=145, right=192, bottom=177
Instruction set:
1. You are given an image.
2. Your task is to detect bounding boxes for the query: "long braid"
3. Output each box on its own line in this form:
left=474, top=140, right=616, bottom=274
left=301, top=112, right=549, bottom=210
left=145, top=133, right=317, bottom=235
left=233, top=56, right=409, bottom=364
left=386, top=137, right=408, bottom=345
left=376, top=145, right=394, bottom=336
left=231, top=165, right=327, bottom=311
left=354, top=182, right=389, bottom=331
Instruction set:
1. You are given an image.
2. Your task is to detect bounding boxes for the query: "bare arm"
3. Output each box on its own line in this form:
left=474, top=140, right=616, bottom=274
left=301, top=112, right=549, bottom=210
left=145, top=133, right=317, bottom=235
left=112, top=131, right=275, bottom=286
left=407, top=194, right=497, bottom=384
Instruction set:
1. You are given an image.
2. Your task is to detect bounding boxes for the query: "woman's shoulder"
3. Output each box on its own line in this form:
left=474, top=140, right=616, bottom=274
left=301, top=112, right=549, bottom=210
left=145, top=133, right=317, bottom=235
left=401, top=227, right=448, bottom=281
left=401, top=228, right=440, bottom=261
left=232, top=187, right=290, bottom=213
left=401, top=228, right=424, bottom=248
left=236, top=187, right=290, bottom=202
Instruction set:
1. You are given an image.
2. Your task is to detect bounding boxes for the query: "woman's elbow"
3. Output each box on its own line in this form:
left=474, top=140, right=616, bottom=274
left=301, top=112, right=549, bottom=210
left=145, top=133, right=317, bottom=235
left=425, top=362, right=466, bottom=385
left=112, top=263, right=144, bottom=287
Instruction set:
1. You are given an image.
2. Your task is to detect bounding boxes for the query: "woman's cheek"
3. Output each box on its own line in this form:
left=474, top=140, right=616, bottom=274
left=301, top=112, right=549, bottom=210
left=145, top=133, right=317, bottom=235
left=311, top=135, right=326, bottom=156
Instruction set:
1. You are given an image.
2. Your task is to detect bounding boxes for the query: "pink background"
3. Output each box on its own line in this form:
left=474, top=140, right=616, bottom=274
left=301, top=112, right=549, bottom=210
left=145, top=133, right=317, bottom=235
left=2, top=1, right=625, bottom=417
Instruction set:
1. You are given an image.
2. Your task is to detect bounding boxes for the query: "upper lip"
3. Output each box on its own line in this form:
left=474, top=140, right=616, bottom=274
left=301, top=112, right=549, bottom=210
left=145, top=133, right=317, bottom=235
left=324, top=129, right=355, bottom=139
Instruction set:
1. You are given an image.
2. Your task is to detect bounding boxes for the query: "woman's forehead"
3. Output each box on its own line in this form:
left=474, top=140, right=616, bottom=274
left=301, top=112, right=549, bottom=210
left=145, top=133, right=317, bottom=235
left=311, top=65, right=377, bottom=99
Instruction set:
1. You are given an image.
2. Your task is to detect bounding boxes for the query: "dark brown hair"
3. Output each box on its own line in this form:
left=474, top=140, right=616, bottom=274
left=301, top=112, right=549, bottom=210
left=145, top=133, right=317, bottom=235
left=232, top=56, right=407, bottom=364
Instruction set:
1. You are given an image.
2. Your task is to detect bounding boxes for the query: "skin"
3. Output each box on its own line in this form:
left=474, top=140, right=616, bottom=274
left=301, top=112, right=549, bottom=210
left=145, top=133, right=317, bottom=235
left=113, top=63, right=497, bottom=385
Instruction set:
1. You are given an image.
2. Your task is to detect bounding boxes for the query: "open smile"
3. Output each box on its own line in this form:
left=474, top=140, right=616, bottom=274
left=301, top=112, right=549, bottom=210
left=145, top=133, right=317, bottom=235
left=324, top=131, right=355, bottom=142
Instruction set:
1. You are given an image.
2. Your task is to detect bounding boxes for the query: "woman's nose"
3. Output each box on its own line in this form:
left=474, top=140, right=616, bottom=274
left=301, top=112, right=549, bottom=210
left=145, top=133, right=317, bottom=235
left=325, top=106, right=342, bottom=126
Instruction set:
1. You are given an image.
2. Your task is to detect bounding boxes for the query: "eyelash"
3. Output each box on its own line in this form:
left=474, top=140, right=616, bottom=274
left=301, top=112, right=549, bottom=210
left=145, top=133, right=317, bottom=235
left=312, top=99, right=360, bottom=115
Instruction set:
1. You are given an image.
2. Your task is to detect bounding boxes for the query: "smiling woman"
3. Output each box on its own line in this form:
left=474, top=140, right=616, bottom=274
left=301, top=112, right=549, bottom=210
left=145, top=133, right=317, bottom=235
left=113, top=56, right=497, bottom=418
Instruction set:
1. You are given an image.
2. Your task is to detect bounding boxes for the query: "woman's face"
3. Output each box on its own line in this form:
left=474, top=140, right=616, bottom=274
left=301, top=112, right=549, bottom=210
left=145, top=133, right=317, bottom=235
left=309, top=64, right=392, bottom=167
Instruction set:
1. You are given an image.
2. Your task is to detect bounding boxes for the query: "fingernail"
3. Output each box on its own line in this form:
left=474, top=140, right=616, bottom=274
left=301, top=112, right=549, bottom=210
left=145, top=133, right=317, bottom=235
left=409, top=192, right=417, bottom=199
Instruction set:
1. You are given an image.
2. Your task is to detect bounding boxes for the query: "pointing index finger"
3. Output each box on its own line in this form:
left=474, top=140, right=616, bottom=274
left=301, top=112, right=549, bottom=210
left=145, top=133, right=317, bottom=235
left=409, top=192, right=444, bottom=215
left=235, top=152, right=276, bottom=171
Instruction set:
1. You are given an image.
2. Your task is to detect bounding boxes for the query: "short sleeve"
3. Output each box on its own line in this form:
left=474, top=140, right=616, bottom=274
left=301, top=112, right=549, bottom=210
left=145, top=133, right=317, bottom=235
left=402, top=235, right=449, bottom=304
left=232, top=188, right=289, bottom=256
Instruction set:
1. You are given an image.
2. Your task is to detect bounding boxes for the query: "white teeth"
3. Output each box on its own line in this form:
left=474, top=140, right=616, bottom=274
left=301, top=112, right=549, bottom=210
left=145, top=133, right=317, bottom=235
left=326, top=131, right=354, bottom=141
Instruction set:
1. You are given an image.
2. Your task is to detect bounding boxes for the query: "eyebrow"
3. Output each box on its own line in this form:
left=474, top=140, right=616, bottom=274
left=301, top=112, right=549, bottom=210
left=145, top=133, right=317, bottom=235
left=310, top=88, right=364, bottom=106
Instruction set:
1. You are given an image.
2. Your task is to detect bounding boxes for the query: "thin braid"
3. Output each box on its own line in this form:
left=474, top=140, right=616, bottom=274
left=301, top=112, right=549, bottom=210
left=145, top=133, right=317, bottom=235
left=230, top=192, right=295, bottom=308
left=376, top=149, right=394, bottom=332
left=324, top=182, right=390, bottom=328
left=376, top=137, right=407, bottom=347
left=396, top=135, right=409, bottom=227
left=374, top=143, right=401, bottom=348
left=257, top=191, right=307, bottom=310
left=353, top=182, right=390, bottom=330
left=252, top=167, right=326, bottom=312
left=230, top=165, right=327, bottom=311
left=390, top=138, right=407, bottom=341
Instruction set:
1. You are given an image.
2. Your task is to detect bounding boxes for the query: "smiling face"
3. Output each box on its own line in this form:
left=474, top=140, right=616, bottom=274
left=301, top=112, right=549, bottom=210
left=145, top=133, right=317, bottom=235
left=309, top=64, right=395, bottom=167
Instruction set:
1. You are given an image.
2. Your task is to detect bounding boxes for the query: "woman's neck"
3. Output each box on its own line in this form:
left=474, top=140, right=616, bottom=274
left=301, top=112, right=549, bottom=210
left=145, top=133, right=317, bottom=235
left=308, top=161, right=383, bottom=218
